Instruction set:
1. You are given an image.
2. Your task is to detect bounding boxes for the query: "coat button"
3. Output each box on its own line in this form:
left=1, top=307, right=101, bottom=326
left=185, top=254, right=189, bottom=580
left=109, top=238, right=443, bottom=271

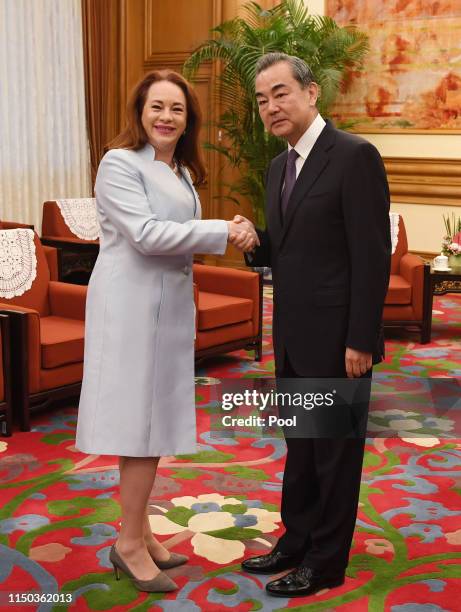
left=183, top=265, right=190, bottom=275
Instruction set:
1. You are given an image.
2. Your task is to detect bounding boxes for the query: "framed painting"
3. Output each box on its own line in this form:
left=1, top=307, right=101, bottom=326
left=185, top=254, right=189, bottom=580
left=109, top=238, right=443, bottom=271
left=326, top=1, right=461, bottom=133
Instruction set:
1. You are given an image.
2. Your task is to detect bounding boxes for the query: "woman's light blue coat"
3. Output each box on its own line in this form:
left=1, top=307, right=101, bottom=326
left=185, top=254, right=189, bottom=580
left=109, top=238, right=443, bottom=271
left=76, top=144, right=228, bottom=456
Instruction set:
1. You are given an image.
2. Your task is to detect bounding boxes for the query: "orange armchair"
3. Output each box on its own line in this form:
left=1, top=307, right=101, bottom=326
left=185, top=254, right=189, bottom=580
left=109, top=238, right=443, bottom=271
left=382, top=215, right=430, bottom=343
left=0, top=314, right=12, bottom=436
left=41, top=200, right=99, bottom=284
left=193, top=264, right=263, bottom=361
left=0, top=231, right=86, bottom=430
left=0, top=219, right=60, bottom=280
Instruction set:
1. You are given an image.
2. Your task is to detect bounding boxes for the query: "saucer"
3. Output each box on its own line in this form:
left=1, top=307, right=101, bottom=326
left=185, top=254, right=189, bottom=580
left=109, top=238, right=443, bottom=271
left=433, top=266, right=452, bottom=272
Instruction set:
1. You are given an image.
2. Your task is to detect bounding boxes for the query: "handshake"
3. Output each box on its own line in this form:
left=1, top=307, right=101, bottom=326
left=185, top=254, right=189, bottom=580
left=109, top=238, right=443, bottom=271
left=226, top=215, right=260, bottom=253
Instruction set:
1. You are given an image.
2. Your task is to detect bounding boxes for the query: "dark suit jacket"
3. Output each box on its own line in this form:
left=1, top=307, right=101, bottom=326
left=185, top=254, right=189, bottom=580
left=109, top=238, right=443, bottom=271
left=247, top=120, right=391, bottom=377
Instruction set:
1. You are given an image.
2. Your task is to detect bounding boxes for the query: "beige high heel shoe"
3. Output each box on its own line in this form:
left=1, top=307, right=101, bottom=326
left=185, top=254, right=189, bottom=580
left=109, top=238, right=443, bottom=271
left=109, top=545, right=177, bottom=593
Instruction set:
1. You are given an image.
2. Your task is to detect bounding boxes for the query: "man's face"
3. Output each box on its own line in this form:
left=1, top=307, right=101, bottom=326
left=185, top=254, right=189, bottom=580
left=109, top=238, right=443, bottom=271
left=255, top=61, right=319, bottom=146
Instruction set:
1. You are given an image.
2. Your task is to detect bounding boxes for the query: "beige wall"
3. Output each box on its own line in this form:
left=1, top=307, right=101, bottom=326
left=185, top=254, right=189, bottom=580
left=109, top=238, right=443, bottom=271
left=366, top=134, right=460, bottom=253
left=305, top=0, right=325, bottom=14
left=305, top=0, right=460, bottom=256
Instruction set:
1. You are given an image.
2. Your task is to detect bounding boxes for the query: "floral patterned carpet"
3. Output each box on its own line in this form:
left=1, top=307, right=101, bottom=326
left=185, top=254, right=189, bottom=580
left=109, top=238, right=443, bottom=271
left=0, top=289, right=460, bottom=611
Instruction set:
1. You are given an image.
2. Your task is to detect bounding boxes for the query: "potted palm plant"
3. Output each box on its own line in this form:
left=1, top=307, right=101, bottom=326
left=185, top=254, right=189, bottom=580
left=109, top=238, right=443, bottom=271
left=183, top=0, right=369, bottom=227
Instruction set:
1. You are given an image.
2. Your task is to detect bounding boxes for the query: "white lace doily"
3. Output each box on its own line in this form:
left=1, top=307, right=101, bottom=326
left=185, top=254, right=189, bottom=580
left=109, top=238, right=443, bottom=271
left=0, top=229, right=37, bottom=299
left=55, top=198, right=99, bottom=240
left=389, top=212, right=400, bottom=254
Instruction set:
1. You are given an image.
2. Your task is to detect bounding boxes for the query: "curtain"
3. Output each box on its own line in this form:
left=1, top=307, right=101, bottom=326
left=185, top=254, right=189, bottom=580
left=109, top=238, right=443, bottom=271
left=0, top=0, right=91, bottom=231
left=81, top=0, right=121, bottom=187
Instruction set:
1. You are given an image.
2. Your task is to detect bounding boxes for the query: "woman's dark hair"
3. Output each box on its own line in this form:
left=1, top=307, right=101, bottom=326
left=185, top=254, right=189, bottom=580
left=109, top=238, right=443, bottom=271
left=108, top=69, right=206, bottom=186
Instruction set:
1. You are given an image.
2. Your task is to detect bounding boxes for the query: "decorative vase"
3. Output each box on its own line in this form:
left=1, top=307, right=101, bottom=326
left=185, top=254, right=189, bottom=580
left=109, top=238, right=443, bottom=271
left=448, top=254, right=461, bottom=270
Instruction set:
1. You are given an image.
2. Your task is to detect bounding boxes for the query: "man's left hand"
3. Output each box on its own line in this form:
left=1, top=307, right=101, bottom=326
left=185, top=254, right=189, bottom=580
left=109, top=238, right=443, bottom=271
left=345, top=347, right=372, bottom=378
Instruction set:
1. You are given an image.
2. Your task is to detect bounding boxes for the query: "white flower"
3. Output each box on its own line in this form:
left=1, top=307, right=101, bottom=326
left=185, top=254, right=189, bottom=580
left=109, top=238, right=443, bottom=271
left=389, top=419, right=422, bottom=431
left=171, top=493, right=242, bottom=509
left=450, top=242, right=460, bottom=252
left=190, top=533, right=244, bottom=564
left=149, top=493, right=281, bottom=564
left=401, top=436, right=440, bottom=447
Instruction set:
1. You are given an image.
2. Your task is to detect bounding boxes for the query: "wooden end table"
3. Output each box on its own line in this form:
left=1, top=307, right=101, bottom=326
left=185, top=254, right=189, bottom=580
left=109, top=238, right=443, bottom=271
left=422, top=265, right=461, bottom=343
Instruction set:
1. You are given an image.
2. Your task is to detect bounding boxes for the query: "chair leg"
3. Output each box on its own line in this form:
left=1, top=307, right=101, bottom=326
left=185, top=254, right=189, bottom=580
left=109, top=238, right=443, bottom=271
left=0, top=315, right=13, bottom=436
left=421, top=263, right=432, bottom=344
left=0, top=406, right=12, bottom=436
left=421, top=324, right=430, bottom=344
left=255, top=338, right=263, bottom=362
left=9, top=312, right=31, bottom=431
left=19, top=397, right=31, bottom=432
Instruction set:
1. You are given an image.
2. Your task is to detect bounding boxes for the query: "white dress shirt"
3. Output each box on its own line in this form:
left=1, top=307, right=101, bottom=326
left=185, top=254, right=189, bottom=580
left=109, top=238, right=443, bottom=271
left=289, top=113, right=326, bottom=178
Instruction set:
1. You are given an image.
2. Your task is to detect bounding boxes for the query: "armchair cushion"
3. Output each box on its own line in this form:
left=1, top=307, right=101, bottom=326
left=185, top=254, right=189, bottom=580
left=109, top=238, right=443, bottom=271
left=193, top=264, right=260, bottom=337
left=48, top=281, right=87, bottom=320
left=196, top=320, right=254, bottom=350
left=40, top=316, right=85, bottom=368
left=385, top=275, right=412, bottom=305
left=197, top=291, right=253, bottom=330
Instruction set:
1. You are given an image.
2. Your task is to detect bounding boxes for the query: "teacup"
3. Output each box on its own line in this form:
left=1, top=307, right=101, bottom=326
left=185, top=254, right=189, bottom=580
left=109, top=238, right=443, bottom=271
left=433, top=254, right=449, bottom=270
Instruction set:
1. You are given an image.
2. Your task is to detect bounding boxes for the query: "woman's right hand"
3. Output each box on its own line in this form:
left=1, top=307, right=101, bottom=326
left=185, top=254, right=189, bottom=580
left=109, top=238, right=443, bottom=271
left=227, top=219, right=259, bottom=252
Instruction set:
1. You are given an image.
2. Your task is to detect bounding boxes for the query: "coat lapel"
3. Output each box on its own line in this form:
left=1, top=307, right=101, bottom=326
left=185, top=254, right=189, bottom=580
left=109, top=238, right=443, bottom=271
left=180, top=167, right=201, bottom=218
left=279, top=122, right=336, bottom=248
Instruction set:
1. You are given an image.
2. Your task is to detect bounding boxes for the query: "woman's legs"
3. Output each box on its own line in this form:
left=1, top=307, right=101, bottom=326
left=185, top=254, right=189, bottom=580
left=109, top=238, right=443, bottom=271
left=143, top=505, right=171, bottom=562
left=116, top=456, right=162, bottom=580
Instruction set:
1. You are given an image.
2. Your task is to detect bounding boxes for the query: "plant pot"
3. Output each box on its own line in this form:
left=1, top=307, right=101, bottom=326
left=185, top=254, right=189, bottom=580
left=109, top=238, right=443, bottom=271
left=448, top=254, right=461, bottom=270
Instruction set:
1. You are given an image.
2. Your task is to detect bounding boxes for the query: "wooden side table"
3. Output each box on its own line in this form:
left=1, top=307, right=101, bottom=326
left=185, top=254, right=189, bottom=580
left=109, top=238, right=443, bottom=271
left=422, top=265, right=461, bottom=343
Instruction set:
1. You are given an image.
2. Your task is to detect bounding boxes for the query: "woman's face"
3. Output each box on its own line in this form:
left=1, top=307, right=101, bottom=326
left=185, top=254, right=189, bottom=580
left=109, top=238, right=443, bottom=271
left=141, top=80, right=188, bottom=155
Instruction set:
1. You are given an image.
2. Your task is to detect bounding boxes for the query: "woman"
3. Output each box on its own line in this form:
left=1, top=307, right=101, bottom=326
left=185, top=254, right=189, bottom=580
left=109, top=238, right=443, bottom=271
left=75, top=70, right=256, bottom=593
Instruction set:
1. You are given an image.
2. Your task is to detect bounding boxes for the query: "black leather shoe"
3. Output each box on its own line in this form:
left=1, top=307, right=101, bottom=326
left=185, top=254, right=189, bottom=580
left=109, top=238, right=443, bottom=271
left=241, top=551, right=301, bottom=575
left=266, top=566, right=345, bottom=598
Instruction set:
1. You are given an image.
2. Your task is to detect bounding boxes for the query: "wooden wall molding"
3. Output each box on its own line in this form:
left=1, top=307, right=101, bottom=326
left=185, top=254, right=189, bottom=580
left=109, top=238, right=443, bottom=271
left=383, top=157, right=461, bottom=206
left=410, top=250, right=437, bottom=261
left=144, top=52, right=194, bottom=66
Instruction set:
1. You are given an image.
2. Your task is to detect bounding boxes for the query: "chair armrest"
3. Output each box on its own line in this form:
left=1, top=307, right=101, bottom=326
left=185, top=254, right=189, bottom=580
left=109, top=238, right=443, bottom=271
left=42, top=245, right=60, bottom=280
left=400, top=252, right=424, bottom=281
left=48, top=282, right=87, bottom=320
left=193, top=264, right=259, bottom=300
left=0, top=305, right=41, bottom=393
left=400, top=253, right=425, bottom=320
left=1, top=221, right=34, bottom=230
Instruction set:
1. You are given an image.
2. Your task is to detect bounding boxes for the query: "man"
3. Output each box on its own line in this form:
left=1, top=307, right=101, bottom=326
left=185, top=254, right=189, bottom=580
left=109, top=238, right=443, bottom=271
left=237, top=53, right=391, bottom=598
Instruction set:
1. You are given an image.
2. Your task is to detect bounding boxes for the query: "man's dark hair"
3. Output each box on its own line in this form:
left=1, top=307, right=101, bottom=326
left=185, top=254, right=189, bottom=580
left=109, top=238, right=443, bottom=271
left=255, top=52, right=315, bottom=88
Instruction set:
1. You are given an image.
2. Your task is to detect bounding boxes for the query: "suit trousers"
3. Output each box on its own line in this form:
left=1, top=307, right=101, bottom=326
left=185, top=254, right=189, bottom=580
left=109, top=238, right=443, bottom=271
left=275, top=351, right=371, bottom=572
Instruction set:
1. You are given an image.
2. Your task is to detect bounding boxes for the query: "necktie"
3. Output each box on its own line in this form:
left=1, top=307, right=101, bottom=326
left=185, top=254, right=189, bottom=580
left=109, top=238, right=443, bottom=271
left=281, top=148, right=299, bottom=218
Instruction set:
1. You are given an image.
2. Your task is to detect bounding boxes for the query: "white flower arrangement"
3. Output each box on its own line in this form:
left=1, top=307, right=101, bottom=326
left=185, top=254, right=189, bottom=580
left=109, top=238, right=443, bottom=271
left=442, top=213, right=461, bottom=256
